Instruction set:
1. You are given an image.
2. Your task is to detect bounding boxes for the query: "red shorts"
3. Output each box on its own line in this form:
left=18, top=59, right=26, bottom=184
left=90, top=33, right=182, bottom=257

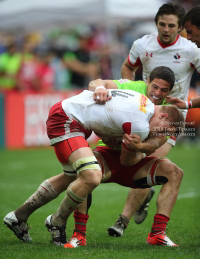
left=46, top=101, right=92, bottom=146
left=54, top=137, right=90, bottom=164
left=93, top=146, right=156, bottom=188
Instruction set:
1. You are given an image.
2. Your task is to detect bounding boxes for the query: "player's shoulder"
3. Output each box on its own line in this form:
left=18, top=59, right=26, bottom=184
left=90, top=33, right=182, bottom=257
left=138, top=32, right=157, bottom=42
left=133, top=33, right=157, bottom=50
left=178, top=36, right=198, bottom=49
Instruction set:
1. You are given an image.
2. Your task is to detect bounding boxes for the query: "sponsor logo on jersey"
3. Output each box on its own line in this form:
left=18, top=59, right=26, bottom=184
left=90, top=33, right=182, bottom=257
left=146, top=52, right=153, bottom=57
left=139, top=94, right=148, bottom=113
left=173, top=53, right=181, bottom=63
left=118, top=79, right=130, bottom=84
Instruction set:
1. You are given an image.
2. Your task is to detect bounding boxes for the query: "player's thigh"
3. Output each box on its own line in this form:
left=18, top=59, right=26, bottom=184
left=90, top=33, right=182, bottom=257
left=134, top=157, right=183, bottom=187
left=133, top=157, right=170, bottom=187
left=69, top=146, right=102, bottom=185
left=93, top=150, right=112, bottom=181
left=155, top=159, right=183, bottom=182
left=54, top=138, right=102, bottom=184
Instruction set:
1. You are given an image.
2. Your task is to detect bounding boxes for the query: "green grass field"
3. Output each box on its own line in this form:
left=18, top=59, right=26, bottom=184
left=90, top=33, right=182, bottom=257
left=0, top=144, right=200, bottom=259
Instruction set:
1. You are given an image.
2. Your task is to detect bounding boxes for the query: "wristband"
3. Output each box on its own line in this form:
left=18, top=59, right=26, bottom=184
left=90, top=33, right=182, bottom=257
left=96, top=86, right=106, bottom=90
left=185, top=101, right=192, bottom=109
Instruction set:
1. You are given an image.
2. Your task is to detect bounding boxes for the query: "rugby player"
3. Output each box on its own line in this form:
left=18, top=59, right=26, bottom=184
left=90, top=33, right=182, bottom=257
left=183, top=5, right=200, bottom=48
left=4, top=70, right=184, bottom=246
left=108, top=2, right=200, bottom=236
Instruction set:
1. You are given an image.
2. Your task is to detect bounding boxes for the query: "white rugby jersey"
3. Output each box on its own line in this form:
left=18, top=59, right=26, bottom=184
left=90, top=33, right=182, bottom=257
left=62, top=90, right=155, bottom=141
left=128, top=33, right=200, bottom=103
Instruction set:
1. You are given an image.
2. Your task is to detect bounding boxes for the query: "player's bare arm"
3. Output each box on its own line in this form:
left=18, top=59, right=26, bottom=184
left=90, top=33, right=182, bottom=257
left=190, top=96, right=200, bottom=108
left=165, top=96, right=187, bottom=109
left=120, top=134, right=166, bottom=166
left=88, top=79, right=118, bottom=91
left=120, top=144, right=144, bottom=166
left=88, top=79, right=117, bottom=104
left=121, top=59, right=139, bottom=80
left=122, top=134, right=167, bottom=154
left=166, top=96, right=200, bottom=109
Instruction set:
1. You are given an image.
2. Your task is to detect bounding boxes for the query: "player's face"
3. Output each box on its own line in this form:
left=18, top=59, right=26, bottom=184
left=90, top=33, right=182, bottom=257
left=147, top=78, right=171, bottom=105
left=157, top=14, right=180, bottom=44
left=184, top=21, right=200, bottom=48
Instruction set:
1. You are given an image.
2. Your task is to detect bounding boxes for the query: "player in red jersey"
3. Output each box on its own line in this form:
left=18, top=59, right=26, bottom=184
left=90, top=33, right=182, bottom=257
left=64, top=146, right=183, bottom=248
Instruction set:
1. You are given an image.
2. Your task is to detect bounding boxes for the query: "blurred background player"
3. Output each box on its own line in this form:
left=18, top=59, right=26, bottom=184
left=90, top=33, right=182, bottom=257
left=183, top=5, right=200, bottom=48
left=108, top=2, right=200, bottom=237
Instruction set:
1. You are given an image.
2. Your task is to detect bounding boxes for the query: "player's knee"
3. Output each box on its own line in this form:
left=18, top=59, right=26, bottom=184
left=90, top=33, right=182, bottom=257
left=72, top=155, right=102, bottom=188
left=83, top=169, right=102, bottom=189
left=176, top=167, right=184, bottom=182
left=166, top=162, right=184, bottom=183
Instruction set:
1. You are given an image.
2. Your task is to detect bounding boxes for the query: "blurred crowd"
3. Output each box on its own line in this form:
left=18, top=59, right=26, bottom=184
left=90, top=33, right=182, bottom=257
left=0, top=0, right=199, bottom=93
left=0, top=25, right=127, bottom=93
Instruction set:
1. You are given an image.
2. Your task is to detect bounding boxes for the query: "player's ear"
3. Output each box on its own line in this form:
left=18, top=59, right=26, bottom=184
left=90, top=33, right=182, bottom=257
left=146, top=77, right=150, bottom=85
left=178, top=26, right=182, bottom=33
left=159, top=113, right=169, bottom=119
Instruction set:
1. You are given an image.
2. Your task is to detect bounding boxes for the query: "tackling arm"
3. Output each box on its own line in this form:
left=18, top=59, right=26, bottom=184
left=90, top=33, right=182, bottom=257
left=120, top=134, right=167, bottom=166
left=191, top=96, right=200, bottom=108
left=88, top=79, right=118, bottom=91
left=88, top=79, right=118, bottom=104
left=165, top=96, right=200, bottom=109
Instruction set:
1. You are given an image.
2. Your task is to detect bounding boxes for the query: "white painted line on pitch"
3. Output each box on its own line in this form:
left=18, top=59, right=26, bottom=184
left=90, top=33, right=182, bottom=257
left=5, top=161, right=27, bottom=170
left=177, top=192, right=199, bottom=199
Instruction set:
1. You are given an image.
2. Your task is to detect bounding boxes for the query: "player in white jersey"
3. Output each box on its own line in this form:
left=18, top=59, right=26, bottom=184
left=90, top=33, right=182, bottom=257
left=164, top=7, right=200, bottom=110
left=59, top=90, right=154, bottom=144
left=45, top=90, right=183, bottom=247
left=4, top=66, right=180, bottom=247
left=127, top=33, right=199, bottom=115
left=3, top=86, right=184, bottom=246
left=108, top=2, right=200, bottom=237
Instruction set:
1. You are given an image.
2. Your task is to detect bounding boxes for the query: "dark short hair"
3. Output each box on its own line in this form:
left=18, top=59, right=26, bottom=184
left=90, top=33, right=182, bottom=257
left=154, top=2, right=185, bottom=28
left=182, top=5, right=200, bottom=29
left=149, top=66, right=175, bottom=91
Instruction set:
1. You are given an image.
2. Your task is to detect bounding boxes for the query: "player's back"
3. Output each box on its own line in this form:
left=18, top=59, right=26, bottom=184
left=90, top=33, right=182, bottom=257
left=62, top=90, right=154, bottom=141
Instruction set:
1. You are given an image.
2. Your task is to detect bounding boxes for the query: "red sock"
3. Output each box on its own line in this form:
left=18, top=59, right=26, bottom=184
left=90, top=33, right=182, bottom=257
left=73, top=211, right=89, bottom=236
left=150, top=213, right=170, bottom=237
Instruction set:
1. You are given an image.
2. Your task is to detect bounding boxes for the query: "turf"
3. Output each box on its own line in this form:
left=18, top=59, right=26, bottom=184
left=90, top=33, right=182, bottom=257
left=0, top=144, right=200, bottom=259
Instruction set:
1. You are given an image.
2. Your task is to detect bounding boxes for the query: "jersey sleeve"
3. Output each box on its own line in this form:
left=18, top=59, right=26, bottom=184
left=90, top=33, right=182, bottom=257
left=189, top=47, right=200, bottom=73
left=122, top=121, right=149, bottom=141
left=128, top=38, right=142, bottom=67
left=113, top=79, right=133, bottom=89
left=113, top=80, right=147, bottom=94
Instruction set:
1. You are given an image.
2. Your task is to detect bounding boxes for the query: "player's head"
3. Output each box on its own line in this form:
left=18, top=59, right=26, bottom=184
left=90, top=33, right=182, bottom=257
left=182, top=6, right=200, bottom=48
left=146, top=66, right=175, bottom=105
left=155, top=2, right=185, bottom=44
left=149, top=104, right=184, bottom=138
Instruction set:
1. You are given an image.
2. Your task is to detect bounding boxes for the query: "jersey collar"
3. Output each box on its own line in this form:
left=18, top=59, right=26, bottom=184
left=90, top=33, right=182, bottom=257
left=157, top=35, right=180, bottom=49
